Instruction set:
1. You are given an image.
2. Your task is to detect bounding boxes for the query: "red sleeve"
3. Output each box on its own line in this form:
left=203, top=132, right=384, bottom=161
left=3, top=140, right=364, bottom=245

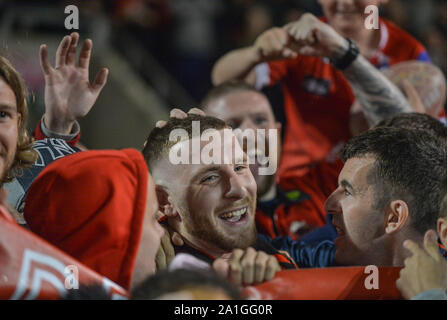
left=33, top=119, right=81, bottom=147
left=267, top=57, right=300, bottom=86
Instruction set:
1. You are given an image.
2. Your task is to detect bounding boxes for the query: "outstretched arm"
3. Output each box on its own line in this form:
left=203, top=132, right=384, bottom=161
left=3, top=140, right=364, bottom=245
left=285, top=13, right=412, bottom=127
left=39, top=32, right=108, bottom=135
left=211, top=27, right=297, bottom=86
left=342, top=54, right=412, bottom=126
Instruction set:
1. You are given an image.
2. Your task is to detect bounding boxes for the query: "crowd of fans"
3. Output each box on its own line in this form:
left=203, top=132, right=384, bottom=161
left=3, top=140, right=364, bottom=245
left=0, top=0, right=447, bottom=301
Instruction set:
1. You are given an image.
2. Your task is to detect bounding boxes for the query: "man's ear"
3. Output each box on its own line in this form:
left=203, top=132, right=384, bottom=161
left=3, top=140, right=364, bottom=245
left=155, top=185, right=180, bottom=220
left=385, top=200, right=409, bottom=234
left=437, top=217, right=447, bottom=249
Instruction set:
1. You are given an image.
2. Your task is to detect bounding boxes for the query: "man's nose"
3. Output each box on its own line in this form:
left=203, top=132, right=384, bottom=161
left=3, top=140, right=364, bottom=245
left=324, top=190, right=342, bottom=216
left=225, top=174, right=248, bottom=200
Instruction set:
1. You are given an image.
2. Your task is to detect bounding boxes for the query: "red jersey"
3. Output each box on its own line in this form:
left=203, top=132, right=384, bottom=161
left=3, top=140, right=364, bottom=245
left=255, top=18, right=431, bottom=178
left=256, top=159, right=343, bottom=239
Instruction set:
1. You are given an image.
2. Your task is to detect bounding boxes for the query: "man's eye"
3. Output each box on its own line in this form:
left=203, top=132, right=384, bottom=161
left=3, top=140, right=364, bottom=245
left=227, top=122, right=237, bottom=129
left=344, top=189, right=351, bottom=196
left=235, top=165, right=247, bottom=172
left=254, top=117, right=267, bottom=125
left=0, top=111, right=10, bottom=118
left=201, top=175, right=218, bottom=183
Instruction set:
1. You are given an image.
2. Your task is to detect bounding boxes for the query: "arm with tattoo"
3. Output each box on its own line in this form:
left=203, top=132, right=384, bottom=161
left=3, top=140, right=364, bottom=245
left=284, top=14, right=412, bottom=127
left=334, top=42, right=412, bottom=126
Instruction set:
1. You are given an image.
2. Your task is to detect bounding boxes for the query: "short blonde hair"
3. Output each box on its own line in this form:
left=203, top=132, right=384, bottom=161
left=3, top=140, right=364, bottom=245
left=0, top=56, right=37, bottom=183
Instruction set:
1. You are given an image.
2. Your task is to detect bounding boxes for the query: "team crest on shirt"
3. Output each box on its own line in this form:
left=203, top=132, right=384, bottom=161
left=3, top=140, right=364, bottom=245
left=301, top=76, right=331, bottom=96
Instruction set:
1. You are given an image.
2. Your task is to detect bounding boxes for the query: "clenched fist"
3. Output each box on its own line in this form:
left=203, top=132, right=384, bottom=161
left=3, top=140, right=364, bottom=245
left=213, top=247, right=281, bottom=286
left=253, top=27, right=298, bottom=62
left=284, top=13, right=348, bottom=60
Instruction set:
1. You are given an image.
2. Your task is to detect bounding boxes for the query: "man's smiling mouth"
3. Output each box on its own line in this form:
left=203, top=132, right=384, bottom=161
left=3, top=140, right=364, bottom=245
left=219, top=206, right=248, bottom=223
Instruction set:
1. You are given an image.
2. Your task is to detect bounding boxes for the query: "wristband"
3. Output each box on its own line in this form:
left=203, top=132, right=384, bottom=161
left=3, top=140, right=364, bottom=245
left=330, top=38, right=359, bottom=70
left=40, top=115, right=80, bottom=141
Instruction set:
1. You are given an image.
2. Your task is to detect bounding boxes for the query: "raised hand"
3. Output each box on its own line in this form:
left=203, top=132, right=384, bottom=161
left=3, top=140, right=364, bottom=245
left=253, top=27, right=298, bottom=62
left=396, top=230, right=447, bottom=299
left=284, top=13, right=347, bottom=59
left=155, top=108, right=206, bottom=128
left=213, top=247, right=281, bottom=286
left=39, top=32, right=109, bottom=134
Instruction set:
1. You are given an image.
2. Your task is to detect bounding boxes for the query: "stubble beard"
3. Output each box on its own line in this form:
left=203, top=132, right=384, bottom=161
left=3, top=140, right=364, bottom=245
left=185, top=199, right=258, bottom=253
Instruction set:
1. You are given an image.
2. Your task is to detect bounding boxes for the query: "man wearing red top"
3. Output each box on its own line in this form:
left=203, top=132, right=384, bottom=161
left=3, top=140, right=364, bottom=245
left=212, top=0, right=427, bottom=177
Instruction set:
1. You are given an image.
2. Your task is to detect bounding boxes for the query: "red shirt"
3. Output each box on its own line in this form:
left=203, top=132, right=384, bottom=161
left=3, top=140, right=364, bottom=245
left=256, top=18, right=430, bottom=178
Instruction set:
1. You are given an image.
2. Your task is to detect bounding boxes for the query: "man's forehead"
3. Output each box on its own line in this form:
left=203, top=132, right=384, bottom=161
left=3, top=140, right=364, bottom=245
left=340, top=156, right=376, bottom=186
left=207, top=91, right=273, bottom=120
left=171, top=129, right=242, bottom=152
left=0, top=77, right=17, bottom=108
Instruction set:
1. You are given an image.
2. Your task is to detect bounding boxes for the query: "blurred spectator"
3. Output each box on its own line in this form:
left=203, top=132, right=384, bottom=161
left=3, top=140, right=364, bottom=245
left=132, top=269, right=242, bottom=300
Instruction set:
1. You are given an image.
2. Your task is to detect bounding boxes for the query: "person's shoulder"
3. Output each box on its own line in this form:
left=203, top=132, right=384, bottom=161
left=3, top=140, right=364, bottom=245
left=381, top=18, right=425, bottom=48
left=380, top=18, right=427, bottom=61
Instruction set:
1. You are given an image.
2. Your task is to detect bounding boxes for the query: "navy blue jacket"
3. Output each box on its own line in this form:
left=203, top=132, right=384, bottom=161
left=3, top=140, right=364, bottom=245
left=258, top=234, right=336, bottom=268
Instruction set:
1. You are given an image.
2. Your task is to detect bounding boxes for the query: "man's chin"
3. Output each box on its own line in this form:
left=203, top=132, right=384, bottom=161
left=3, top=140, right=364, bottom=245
left=217, top=224, right=257, bottom=252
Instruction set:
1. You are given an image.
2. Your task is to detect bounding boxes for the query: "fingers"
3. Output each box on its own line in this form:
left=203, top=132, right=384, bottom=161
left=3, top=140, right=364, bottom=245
left=92, top=68, right=109, bottom=92
left=155, top=210, right=165, bottom=220
left=228, top=249, right=245, bottom=286
left=403, top=239, right=423, bottom=256
left=240, top=247, right=256, bottom=285
left=267, top=29, right=288, bottom=55
left=254, top=251, right=268, bottom=284
left=397, top=265, right=419, bottom=299
left=282, top=47, right=297, bottom=59
left=265, top=255, right=281, bottom=281
left=225, top=248, right=281, bottom=286
left=55, top=35, right=71, bottom=68
left=170, top=108, right=188, bottom=119
left=155, top=108, right=205, bottom=129
left=213, top=258, right=230, bottom=279
left=39, top=44, right=52, bottom=76
left=255, top=27, right=294, bottom=60
left=171, top=231, right=184, bottom=247
left=155, top=245, right=167, bottom=270
left=155, top=227, right=177, bottom=270
left=66, top=32, right=79, bottom=66
left=161, top=229, right=176, bottom=265
left=424, top=229, right=442, bottom=261
left=78, top=38, right=92, bottom=69
left=156, top=120, right=167, bottom=128
left=187, top=108, right=206, bottom=117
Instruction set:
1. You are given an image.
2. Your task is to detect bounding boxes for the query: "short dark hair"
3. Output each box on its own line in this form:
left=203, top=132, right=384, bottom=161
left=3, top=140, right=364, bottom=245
left=201, top=80, right=261, bottom=110
left=341, top=126, right=447, bottom=234
left=131, top=269, right=242, bottom=300
left=142, top=114, right=228, bottom=172
left=376, top=113, right=447, bottom=140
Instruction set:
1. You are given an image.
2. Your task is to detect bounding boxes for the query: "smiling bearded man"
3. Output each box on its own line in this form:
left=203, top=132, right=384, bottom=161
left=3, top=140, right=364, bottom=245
left=143, top=114, right=297, bottom=283
left=145, top=115, right=257, bottom=253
